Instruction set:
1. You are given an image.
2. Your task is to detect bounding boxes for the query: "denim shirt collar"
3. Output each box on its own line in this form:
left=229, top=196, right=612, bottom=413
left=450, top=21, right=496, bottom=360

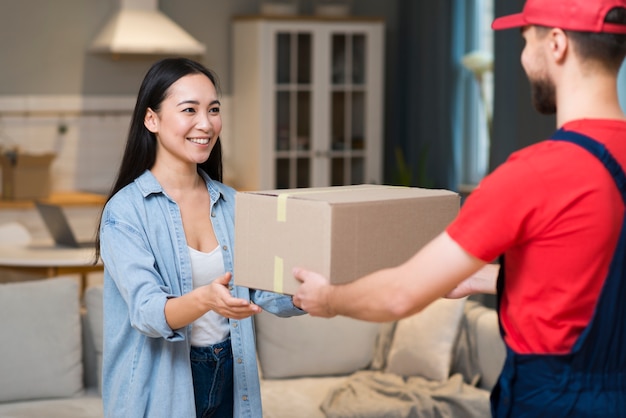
left=134, top=169, right=227, bottom=205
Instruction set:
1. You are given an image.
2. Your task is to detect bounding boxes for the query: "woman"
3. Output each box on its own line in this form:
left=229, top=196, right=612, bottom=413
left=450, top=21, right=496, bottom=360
left=96, top=58, right=304, bottom=418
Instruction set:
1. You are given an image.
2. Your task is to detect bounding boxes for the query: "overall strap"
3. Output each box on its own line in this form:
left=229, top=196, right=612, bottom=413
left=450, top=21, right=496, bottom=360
left=495, top=255, right=506, bottom=337
left=550, top=128, right=626, bottom=202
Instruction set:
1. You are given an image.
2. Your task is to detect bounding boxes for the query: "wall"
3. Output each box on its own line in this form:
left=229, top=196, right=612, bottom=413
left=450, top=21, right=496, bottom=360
left=0, top=0, right=258, bottom=96
left=0, top=0, right=397, bottom=194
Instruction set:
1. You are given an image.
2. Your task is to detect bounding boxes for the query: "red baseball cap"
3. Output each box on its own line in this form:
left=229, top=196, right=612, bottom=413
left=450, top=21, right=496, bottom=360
left=492, top=0, right=626, bottom=34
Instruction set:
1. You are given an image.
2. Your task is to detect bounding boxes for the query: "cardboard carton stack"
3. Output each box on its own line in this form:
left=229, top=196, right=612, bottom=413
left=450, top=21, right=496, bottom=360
left=234, top=184, right=459, bottom=295
left=0, top=149, right=55, bottom=200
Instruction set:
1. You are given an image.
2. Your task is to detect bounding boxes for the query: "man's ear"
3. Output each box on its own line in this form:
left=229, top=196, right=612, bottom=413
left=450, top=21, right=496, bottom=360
left=144, top=108, right=159, bottom=133
left=549, top=28, right=568, bottom=63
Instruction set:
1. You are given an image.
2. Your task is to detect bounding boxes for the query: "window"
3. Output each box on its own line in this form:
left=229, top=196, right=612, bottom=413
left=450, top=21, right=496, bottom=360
left=453, top=0, right=494, bottom=192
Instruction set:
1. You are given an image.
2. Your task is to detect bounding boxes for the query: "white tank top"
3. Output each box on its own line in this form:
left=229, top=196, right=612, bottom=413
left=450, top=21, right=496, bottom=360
left=188, top=245, right=230, bottom=346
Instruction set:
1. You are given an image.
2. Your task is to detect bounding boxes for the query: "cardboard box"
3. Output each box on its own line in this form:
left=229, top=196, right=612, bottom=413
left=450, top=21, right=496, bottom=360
left=234, top=184, right=460, bottom=295
left=0, top=151, right=56, bottom=200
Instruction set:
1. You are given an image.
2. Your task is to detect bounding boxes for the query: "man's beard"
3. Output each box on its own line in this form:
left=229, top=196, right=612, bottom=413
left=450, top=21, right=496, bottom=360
left=529, top=75, right=556, bottom=115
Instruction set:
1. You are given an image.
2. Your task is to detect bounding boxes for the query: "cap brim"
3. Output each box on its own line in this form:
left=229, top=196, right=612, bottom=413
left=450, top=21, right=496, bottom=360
left=492, top=13, right=527, bottom=30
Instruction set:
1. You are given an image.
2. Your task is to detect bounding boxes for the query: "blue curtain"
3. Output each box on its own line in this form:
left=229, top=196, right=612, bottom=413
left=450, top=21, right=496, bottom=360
left=386, top=0, right=557, bottom=189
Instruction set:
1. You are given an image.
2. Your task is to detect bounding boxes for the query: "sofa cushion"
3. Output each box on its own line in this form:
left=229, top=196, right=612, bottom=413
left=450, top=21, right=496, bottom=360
left=448, top=301, right=483, bottom=385
left=385, top=297, right=467, bottom=381
left=261, top=376, right=347, bottom=418
left=84, top=284, right=104, bottom=395
left=0, top=277, right=83, bottom=402
left=0, top=395, right=103, bottom=418
left=255, top=312, right=382, bottom=379
left=465, top=304, right=505, bottom=390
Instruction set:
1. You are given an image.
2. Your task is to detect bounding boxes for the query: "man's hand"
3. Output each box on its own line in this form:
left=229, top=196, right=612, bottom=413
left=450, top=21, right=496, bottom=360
left=444, top=263, right=499, bottom=299
left=292, top=268, right=336, bottom=317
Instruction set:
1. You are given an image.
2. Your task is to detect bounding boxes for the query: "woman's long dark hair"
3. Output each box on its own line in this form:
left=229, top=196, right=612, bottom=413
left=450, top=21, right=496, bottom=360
left=94, top=58, right=223, bottom=261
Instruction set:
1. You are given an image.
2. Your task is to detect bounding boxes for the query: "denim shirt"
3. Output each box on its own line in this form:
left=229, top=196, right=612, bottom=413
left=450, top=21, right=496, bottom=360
left=100, top=170, right=304, bottom=418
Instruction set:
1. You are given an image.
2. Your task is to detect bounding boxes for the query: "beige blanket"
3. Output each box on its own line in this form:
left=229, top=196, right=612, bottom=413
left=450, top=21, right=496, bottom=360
left=321, top=371, right=490, bottom=418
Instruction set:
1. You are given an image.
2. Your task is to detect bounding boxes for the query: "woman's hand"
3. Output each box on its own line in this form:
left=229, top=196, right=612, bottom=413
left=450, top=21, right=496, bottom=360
left=203, top=273, right=262, bottom=319
left=165, top=272, right=261, bottom=330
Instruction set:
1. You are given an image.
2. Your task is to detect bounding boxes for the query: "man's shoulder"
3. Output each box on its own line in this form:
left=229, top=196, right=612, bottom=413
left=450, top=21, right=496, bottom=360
left=508, top=138, right=586, bottom=163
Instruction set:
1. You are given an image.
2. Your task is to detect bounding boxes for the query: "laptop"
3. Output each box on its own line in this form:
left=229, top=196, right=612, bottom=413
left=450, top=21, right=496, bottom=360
left=35, top=202, right=95, bottom=248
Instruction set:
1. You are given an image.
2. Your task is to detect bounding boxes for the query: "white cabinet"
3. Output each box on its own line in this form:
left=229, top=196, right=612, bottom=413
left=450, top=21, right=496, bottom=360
left=231, top=16, right=385, bottom=190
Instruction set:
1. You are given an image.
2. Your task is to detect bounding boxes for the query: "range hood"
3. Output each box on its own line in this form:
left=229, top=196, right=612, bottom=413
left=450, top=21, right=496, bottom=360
left=89, top=0, right=206, bottom=56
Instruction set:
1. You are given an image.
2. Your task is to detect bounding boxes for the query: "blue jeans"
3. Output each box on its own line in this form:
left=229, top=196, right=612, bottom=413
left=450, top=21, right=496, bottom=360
left=190, top=338, right=234, bottom=418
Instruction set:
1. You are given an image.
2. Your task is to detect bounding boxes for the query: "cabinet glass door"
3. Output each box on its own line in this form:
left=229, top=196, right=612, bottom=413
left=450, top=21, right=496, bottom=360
left=274, top=32, right=312, bottom=189
left=329, top=33, right=367, bottom=186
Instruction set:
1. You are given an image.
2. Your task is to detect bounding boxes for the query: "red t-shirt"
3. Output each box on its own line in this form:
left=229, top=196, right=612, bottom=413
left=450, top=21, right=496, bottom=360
left=447, top=119, right=626, bottom=354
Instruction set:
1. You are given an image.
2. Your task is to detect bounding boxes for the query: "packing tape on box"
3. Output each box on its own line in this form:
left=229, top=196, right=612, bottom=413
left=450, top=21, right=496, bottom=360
left=276, top=194, right=290, bottom=222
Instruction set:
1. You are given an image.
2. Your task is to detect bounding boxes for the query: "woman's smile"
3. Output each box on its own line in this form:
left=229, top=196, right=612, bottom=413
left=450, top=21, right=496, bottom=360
left=188, top=136, right=211, bottom=145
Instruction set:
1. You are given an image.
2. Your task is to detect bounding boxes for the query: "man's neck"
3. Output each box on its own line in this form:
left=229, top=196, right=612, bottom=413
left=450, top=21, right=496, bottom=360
left=556, top=70, right=626, bottom=127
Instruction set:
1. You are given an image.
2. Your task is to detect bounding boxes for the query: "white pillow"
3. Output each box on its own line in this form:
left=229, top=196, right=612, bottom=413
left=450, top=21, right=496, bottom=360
left=0, top=277, right=83, bottom=402
left=385, top=297, right=467, bottom=381
left=255, top=311, right=382, bottom=379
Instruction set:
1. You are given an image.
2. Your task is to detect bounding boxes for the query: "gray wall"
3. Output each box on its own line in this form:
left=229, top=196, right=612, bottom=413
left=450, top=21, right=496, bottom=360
left=0, top=0, right=397, bottom=96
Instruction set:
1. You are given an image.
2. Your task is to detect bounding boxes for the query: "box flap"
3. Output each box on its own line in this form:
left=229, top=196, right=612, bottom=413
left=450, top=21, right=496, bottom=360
left=243, top=184, right=456, bottom=204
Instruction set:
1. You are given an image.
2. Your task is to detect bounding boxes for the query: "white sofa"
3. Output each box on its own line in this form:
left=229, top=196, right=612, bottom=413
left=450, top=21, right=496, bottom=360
left=0, top=277, right=505, bottom=417
left=0, top=277, right=103, bottom=418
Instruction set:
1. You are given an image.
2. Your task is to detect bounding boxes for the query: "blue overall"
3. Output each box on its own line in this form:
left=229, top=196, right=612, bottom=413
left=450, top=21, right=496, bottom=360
left=491, top=129, right=626, bottom=417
